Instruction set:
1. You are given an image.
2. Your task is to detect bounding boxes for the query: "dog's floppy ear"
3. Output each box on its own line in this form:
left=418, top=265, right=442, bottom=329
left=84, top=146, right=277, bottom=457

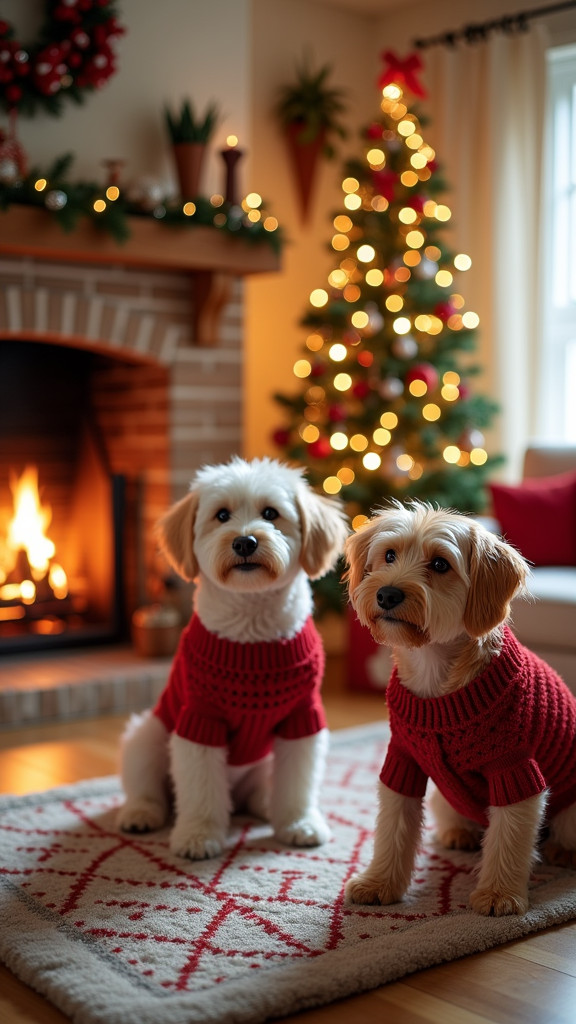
left=155, top=489, right=200, bottom=582
left=296, top=485, right=349, bottom=580
left=463, top=525, right=529, bottom=638
left=342, top=517, right=382, bottom=598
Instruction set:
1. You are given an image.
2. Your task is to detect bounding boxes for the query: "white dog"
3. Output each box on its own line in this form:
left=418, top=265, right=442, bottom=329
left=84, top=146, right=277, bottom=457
left=343, top=501, right=576, bottom=916
left=117, top=456, right=348, bottom=860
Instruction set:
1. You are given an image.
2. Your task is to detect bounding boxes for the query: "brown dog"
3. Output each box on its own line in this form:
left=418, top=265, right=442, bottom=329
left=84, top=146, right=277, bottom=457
left=344, top=501, right=576, bottom=916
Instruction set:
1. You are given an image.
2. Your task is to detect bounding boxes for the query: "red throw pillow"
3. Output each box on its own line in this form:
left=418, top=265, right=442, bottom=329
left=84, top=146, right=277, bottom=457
left=489, top=471, right=576, bottom=566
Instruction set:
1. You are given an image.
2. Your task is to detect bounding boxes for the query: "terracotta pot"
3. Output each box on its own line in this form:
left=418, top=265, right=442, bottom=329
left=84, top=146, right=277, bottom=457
left=284, top=121, right=326, bottom=224
left=171, top=142, right=207, bottom=199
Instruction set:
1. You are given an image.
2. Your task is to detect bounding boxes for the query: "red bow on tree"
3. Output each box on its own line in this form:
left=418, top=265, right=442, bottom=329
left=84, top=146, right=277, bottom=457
left=378, top=51, right=427, bottom=98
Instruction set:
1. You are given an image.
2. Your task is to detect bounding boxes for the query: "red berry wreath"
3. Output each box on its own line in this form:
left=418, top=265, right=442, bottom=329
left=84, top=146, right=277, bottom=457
left=0, top=0, right=125, bottom=117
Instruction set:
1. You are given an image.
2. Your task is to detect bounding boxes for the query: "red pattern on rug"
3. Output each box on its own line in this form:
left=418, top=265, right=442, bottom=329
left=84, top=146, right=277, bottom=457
left=1, top=725, right=575, bottom=1024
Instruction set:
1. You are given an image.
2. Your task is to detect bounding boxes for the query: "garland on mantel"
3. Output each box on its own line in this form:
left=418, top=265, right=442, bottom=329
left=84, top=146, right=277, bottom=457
left=0, top=153, right=285, bottom=253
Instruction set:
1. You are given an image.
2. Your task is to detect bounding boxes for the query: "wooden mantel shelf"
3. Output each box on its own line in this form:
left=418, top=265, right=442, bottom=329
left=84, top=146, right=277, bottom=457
left=0, top=204, right=281, bottom=275
left=0, top=205, right=281, bottom=345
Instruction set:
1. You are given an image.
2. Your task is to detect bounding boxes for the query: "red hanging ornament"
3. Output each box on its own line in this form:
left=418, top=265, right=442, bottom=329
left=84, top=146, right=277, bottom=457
left=328, top=403, right=347, bottom=422
left=407, top=193, right=427, bottom=213
left=366, top=122, right=383, bottom=141
left=272, top=428, right=291, bottom=448
left=371, top=167, right=396, bottom=202
left=434, top=300, right=457, bottom=323
left=352, top=380, right=371, bottom=399
left=308, top=437, right=332, bottom=460
left=405, top=363, right=439, bottom=391
left=377, top=51, right=427, bottom=99
left=310, top=361, right=326, bottom=378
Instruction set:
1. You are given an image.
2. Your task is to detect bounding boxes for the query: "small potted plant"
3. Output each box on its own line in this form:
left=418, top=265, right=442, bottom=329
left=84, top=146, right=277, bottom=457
left=164, top=99, right=220, bottom=199
left=274, top=56, right=347, bottom=222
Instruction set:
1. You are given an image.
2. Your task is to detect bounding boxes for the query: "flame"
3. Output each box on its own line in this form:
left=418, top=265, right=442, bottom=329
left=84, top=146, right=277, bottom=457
left=8, top=466, right=55, bottom=573
left=0, top=466, right=68, bottom=604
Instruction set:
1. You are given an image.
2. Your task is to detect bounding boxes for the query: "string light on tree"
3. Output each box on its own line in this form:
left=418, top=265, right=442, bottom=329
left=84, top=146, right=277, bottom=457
left=273, top=50, right=500, bottom=611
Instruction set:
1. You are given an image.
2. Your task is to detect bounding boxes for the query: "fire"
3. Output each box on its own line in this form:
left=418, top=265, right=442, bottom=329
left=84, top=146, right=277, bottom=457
left=8, top=466, right=55, bottom=573
left=0, top=466, right=68, bottom=604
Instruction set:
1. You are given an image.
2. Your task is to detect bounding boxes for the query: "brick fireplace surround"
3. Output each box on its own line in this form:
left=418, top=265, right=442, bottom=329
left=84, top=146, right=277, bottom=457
left=0, top=206, right=280, bottom=727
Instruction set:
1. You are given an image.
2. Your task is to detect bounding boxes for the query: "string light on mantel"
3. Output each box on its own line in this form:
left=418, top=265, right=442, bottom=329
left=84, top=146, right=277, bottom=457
left=1, top=151, right=284, bottom=251
left=273, top=49, right=500, bottom=563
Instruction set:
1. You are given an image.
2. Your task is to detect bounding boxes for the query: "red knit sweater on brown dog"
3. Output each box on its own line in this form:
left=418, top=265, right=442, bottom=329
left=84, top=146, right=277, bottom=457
left=380, top=627, right=576, bottom=828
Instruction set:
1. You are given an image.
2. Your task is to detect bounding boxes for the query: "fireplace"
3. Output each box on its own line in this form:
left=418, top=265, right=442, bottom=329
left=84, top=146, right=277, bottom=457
left=0, top=340, right=128, bottom=653
left=0, top=210, right=280, bottom=704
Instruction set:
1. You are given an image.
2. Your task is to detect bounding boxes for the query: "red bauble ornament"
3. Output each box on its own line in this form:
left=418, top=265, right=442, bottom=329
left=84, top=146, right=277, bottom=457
left=342, top=329, right=360, bottom=346
left=352, top=380, right=371, bottom=399
left=310, top=361, right=326, bottom=378
left=434, top=300, right=457, bottom=323
left=308, top=437, right=332, bottom=459
left=272, top=428, right=290, bottom=448
left=405, top=363, right=439, bottom=391
left=328, top=404, right=347, bottom=422
left=366, top=122, right=383, bottom=140
left=407, top=193, right=427, bottom=213
left=371, top=168, right=396, bottom=202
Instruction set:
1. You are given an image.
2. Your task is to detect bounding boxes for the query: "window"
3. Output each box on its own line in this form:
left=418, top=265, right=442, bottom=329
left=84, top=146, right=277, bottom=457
left=539, top=44, right=576, bottom=442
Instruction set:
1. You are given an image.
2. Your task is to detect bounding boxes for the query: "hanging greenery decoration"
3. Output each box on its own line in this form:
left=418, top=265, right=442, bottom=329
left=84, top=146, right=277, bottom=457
left=0, top=0, right=125, bottom=117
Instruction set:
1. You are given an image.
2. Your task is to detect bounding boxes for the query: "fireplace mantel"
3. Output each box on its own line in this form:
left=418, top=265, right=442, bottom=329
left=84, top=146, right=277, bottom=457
left=0, top=204, right=281, bottom=274
left=0, top=205, right=281, bottom=344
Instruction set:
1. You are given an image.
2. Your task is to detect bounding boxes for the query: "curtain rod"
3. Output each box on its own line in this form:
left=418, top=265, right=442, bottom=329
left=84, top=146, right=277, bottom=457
left=413, top=1, right=576, bottom=49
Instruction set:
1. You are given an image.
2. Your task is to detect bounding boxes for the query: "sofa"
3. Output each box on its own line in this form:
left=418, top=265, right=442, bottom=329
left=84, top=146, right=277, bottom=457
left=486, top=443, right=576, bottom=693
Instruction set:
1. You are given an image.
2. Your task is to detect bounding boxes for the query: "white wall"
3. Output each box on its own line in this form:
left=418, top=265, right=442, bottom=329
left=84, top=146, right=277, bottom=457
left=245, top=0, right=377, bottom=458
left=3, top=0, right=251, bottom=197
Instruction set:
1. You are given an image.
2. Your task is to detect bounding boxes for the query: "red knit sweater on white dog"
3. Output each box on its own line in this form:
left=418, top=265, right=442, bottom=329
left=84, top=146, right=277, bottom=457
left=154, top=615, right=326, bottom=766
left=380, top=627, right=576, bottom=828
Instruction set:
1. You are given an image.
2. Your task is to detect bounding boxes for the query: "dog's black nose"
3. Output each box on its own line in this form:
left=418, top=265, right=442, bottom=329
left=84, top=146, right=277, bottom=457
left=232, top=535, right=258, bottom=558
left=376, top=586, right=405, bottom=611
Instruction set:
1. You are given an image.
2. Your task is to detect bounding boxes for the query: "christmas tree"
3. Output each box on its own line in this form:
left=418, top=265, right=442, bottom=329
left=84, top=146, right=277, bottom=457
left=273, top=51, right=500, bottom=602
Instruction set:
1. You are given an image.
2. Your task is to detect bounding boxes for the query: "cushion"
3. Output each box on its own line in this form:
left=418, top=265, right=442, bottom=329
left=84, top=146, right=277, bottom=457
left=489, top=471, right=576, bottom=566
left=512, top=567, right=576, bottom=648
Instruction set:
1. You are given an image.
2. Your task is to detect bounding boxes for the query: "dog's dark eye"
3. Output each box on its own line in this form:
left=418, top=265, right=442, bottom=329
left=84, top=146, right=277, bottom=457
left=431, top=557, right=450, bottom=574
left=262, top=507, right=279, bottom=521
left=385, top=549, right=396, bottom=563
left=215, top=508, right=231, bottom=523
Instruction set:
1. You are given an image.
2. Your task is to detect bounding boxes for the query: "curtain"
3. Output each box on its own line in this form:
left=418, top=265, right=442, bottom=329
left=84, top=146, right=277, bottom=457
left=423, top=26, right=548, bottom=480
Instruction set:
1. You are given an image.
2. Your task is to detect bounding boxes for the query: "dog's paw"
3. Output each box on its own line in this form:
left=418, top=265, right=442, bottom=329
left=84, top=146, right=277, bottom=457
left=469, top=886, right=528, bottom=916
left=117, top=799, right=166, bottom=834
left=542, top=841, right=576, bottom=869
left=437, top=826, right=482, bottom=851
left=345, top=872, right=404, bottom=906
left=275, top=811, right=332, bottom=848
left=169, top=823, right=225, bottom=860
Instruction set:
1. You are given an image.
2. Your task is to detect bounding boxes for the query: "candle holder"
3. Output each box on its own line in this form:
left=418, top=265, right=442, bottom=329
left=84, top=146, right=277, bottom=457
left=102, top=159, right=126, bottom=188
left=220, top=145, right=244, bottom=206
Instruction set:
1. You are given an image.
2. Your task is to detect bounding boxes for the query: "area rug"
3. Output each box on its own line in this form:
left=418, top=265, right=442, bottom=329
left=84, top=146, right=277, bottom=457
left=2, top=724, right=576, bottom=1024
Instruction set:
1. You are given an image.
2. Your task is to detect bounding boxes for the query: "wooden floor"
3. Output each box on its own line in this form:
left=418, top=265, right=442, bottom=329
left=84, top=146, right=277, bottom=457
left=1, top=657, right=576, bottom=1024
